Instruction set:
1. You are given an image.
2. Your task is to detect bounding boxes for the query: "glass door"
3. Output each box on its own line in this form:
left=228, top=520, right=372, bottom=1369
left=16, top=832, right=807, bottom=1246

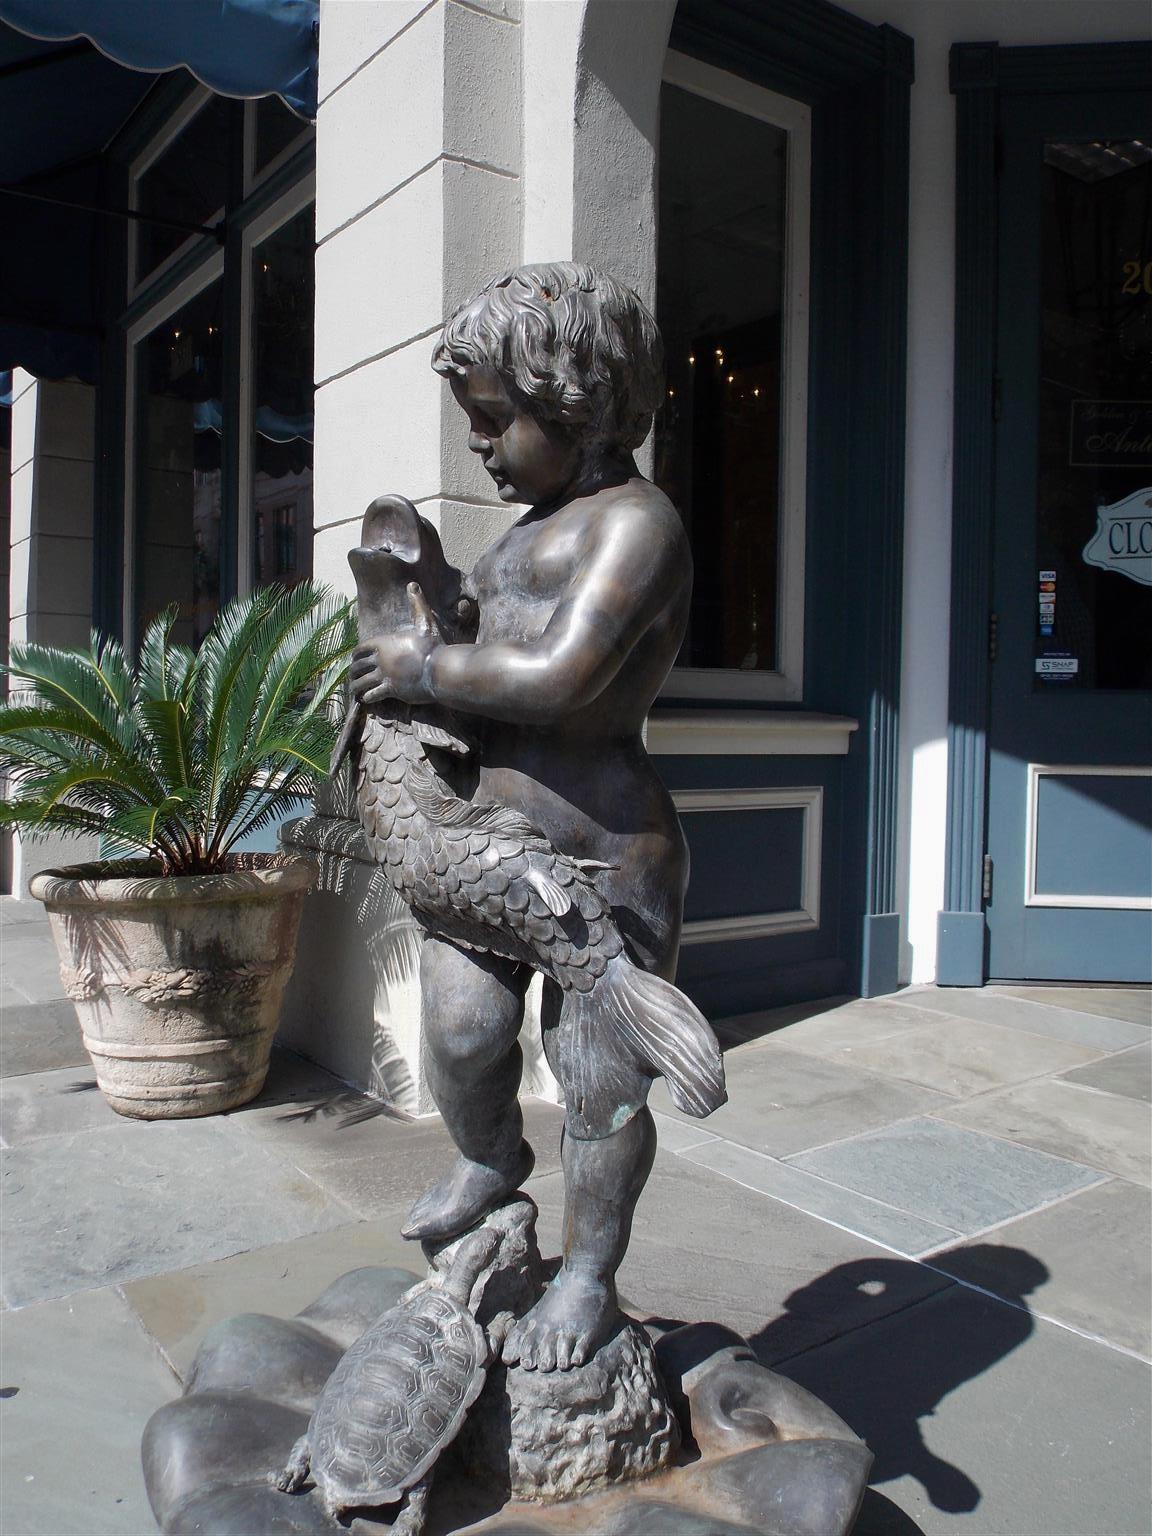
left=986, top=93, right=1152, bottom=980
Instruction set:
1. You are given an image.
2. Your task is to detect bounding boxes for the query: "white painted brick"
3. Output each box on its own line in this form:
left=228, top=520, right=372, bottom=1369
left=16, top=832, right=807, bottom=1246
left=8, top=367, right=36, bottom=404
left=35, top=381, right=95, bottom=462
left=443, top=0, right=521, bottom=175
left=24, top=534, right=94, bottom=617
left=315, top=2, right=446, bottom=240
left=31, top=457, right=94, bottom=539
left=314, top=169, right=445, bottom=382
left=318, top=0, right=433, bottom=106
left=313, top=338, right=444, bottom=528
left=9, top=378, right=38, bottom=475
left=429, top=496, right=517, bottom=577
left=315, top=0, right=521, bottom=243
left=311, top=522, right=359, bottom=598
left=453, top=0, right=520, bottom=19
left=9, top=536, right=30, bottom=623
left=9, top=461, right=34, bottom=544
left=25, top=612, right=92, bottom=648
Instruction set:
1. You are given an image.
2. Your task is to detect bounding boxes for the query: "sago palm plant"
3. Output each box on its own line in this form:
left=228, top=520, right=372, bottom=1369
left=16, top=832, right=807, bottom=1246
left=0, top=582, right=356, bottom=876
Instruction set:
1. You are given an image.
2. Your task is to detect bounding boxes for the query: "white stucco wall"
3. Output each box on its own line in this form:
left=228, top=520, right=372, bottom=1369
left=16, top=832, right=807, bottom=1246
left=843, top=0, right=1150, bottom=982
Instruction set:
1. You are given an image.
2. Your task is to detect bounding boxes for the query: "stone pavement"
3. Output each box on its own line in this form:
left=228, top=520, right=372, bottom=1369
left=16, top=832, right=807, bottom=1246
left=1, top=892, right=1149, bottom=1536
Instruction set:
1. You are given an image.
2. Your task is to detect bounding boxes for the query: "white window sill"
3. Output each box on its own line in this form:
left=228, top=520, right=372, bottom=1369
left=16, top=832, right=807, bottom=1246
left=646, top=710, right=858, bottom=757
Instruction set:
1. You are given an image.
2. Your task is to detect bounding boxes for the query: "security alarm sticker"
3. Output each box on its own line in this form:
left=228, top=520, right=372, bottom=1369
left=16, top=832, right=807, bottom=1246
left=1035, top=651, right=1078, bottom=681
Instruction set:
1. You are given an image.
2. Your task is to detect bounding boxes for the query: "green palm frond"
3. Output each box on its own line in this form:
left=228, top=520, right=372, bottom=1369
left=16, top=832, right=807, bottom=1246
left=0, top=582, right=356, bottom=876
left=136, top=606, right=195, bottom=706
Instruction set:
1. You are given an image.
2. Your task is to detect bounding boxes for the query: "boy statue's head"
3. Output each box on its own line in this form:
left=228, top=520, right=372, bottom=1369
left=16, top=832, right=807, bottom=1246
left=432, top=263, right=664, bottom=482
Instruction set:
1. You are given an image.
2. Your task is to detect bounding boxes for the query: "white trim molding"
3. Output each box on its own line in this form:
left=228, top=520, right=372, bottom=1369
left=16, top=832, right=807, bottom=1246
left=674, top=785, right=823, bottom=944
left=1024, top=763, right=1152, bottom=911
left=648, top=711, right=857, bottom=757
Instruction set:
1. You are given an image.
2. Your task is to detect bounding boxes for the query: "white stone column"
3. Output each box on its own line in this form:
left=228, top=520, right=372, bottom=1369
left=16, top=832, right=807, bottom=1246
left=6, top=369, right=99, bottom=893
left=283, top=0, right=557, bottom=1109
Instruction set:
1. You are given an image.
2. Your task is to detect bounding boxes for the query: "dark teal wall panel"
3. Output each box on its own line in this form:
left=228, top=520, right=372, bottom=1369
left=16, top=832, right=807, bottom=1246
left=682, top=808, right=805, bottom=923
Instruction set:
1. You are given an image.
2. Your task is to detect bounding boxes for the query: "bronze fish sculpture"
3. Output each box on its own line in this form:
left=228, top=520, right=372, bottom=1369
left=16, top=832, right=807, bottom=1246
left=334, top=495, right=725, bottom=1124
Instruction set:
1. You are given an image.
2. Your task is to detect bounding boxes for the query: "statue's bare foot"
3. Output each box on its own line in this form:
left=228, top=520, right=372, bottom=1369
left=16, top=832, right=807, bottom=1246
left=501, top=1269, right=619, bottom=1372
left=401, top=1142, right=534, bottom=1242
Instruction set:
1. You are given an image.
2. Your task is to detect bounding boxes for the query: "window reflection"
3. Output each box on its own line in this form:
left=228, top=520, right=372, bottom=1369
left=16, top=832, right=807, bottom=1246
left=656, top=83, right=789, bottom=672
left=135, top=281, right=224, bottom=646
left=254, top=95, right=308, bottom=175
left=136, top=98, right=231, bottom=279
left=251, top=206, right=314, bottom=588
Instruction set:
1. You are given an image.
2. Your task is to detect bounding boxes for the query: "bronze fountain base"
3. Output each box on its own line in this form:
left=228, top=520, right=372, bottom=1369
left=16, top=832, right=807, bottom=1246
left=143, top=1197, right=870, bottom=1536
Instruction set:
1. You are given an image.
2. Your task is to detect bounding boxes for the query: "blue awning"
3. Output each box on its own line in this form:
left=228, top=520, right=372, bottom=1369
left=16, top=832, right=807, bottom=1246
left=0, top=0, right=318, bottom=117
left=0, top=1, right=317, bottom=383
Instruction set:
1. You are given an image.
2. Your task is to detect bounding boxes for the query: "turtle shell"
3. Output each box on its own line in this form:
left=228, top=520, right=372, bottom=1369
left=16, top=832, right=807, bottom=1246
left=308, top=1283, right=489, bottom=1511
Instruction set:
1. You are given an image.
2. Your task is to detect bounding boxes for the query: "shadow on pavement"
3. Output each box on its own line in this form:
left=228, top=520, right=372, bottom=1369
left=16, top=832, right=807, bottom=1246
left=747, top=1250, right=1049, bottom=1521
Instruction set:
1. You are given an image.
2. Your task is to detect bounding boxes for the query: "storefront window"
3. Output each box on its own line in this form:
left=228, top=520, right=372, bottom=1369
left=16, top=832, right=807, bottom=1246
left=124, top=87, right=315, bottom=645
left=134, top=279, right=224, bottom=646
left=251, top=205, right=314, bottom=588
left=656, top=59, right=809, bottom=696
left=135, top=96, right=232, bottom=280
left=254, top=95, right=309, bottom=176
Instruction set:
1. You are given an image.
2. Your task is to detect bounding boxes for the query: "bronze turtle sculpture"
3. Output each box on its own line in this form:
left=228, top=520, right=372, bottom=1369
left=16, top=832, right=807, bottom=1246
left=275, top=1226, right=500, bottom=1531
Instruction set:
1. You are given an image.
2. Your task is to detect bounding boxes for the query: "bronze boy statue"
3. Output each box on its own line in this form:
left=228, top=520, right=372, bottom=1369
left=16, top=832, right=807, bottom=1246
left=343, top=263, right=726, bottom=1373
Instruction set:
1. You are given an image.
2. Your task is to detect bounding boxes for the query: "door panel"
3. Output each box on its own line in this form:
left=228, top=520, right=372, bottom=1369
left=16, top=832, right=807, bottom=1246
left=987, top=92, right=1152, bottom=981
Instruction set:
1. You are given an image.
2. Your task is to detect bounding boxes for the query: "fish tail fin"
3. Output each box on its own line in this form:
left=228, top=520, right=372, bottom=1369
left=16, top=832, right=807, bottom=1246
left=601, top=953, right=727, bottom=1119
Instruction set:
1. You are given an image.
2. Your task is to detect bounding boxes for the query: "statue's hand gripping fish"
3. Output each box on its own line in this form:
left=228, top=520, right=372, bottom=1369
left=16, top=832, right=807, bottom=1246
left=333, top=495, right=726, bottom=1123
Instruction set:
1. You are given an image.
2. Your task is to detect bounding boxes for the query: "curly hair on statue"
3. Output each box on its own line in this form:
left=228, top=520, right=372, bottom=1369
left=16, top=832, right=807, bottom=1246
left=432, top=262, right=664, bottom=454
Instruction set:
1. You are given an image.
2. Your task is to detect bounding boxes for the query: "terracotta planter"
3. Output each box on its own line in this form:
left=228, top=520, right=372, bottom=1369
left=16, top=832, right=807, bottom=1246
left=29, top=853, right=317, bottom=1119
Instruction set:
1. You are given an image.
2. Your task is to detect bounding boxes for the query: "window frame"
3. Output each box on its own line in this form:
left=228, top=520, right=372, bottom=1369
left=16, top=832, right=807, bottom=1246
left=127, top=85, right=223, bottom=299
left=120, top=91, right=315, bottom=641
left=659, top=50, right=811, bottom=704
left=238, top=172, right=316, bottom=594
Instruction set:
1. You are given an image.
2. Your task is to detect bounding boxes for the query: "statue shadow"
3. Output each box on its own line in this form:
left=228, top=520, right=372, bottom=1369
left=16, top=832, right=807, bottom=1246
left=753, top=1250, right=1049, bottom=1525
left=646, top=1246, right=1048, bottom=1534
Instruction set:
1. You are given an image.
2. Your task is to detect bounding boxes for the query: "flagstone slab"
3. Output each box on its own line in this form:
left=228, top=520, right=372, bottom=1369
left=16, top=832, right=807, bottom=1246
left=0, top=896, right=53, bottom=926
left=1, top=1064, right=122, bottom=1144
left=0, top=997, right=87, bottom=1077
left=783, top=1283, right=1152, bottom=1536
left=907, top=985, right=1150, bottom=1051
left=0, top=1286, right=177, bottom=1536
left=767, top=996, right=959, bottom=1057
left=929, top=1178, right=1152, bottom=1358
left=786, top=1118, right=1106, bottom=1237
left=219, top=1084, right=566, bottom=1218
left=1059, top=1040, right=1151, bottom=1103
left=531, top=1150, right=953, bottom=1357
left=0, top=927, right=70, bottom=1003
left=827, top=1016, right=1101, bottom=1099
left=121, top=1217, right=421, bottom=1380
left=650, top=1109, right=718, bottom=1153
left=651, top=1041, right=951, bottom=1159
left=1, top=1119, right=356, bottom=1308
left=935, top=1076, right=1151, bottom=1186
left=994, top=985, right=1151, bottom=1026
left=679, top=1137, right=960, bottom=1257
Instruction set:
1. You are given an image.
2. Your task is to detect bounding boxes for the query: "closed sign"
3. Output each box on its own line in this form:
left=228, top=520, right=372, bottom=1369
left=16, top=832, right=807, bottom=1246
left=1081, top=488, right=1152, bottom=587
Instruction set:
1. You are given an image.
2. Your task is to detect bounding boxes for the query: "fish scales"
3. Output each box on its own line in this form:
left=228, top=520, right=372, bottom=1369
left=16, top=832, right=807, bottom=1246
left=355, top=708, right=623, bottom=992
